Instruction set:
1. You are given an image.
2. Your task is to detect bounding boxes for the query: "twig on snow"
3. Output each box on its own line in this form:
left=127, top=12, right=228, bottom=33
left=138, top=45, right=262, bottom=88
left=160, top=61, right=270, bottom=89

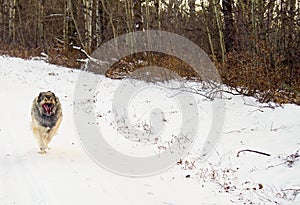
left=237, top=149, right=271, bottom=157
left=285, top=150, right=300, bottom=167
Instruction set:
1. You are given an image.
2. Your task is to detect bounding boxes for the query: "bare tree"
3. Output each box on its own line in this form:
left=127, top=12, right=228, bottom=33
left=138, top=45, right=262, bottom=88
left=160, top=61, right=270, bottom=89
left=188, top=0, right=195, bottom=19
left=133, top=0, right=143, bottom=31
left=83, top=0, right=93, bottom=52
left=211, top=0, right=226, bottom=62
left=222, top=0, right=235, bottom=52
left=94, top=0, right=104, bottom=47
left=8, top=0, right=16, bottom=42
left=37, top=0, right=45, bottom=49
left=154, top=0, right=160, bottom=29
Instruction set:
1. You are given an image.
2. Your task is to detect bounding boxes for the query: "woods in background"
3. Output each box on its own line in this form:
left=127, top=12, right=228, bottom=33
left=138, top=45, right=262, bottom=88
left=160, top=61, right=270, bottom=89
left=0, top=0, right=299, bottom=104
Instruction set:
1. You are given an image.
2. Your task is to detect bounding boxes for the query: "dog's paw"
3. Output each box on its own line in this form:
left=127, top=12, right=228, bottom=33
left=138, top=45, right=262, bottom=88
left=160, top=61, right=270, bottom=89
left=38, top=148, right=47, bottom=154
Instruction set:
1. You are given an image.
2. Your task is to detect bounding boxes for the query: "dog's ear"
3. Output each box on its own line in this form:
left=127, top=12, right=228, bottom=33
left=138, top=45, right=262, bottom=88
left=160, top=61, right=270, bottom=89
left=37, top=92, right=44, bottom=103
left=50, top=91, right=56, bottom=98
left=55, top=95, right=59, bottom=103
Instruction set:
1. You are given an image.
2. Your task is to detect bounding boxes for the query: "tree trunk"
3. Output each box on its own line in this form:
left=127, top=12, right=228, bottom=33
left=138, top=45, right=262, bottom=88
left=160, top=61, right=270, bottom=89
left=8, top=0, right=16, bottom=42
left=69, top=0, right=84, bottom=49
left=189, top=0, right=196, bottom=18
left=212, top=0, right=226, bottom=62
left=83, top=0, right=93, bottom=53
left=251, top=0, right=257, bottom=52
left=63, top=0, right=69, bottom=50
left=222, top=0, right=235, bottom=52
left=154, top=0, right=160, bottom=29
left=37, top=0, right=45, bottom=50
left=0, top=0, right=8, bottom=41
left=201, top=2, right=216, bottom=62
left=133, top=0, right=143, bottom=31
left=95, top=0, right=104, bottom=47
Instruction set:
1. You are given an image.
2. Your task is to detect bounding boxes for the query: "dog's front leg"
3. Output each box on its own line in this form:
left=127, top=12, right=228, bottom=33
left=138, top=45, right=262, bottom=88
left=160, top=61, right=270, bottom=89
left=37, top=136, right=47, bottom=154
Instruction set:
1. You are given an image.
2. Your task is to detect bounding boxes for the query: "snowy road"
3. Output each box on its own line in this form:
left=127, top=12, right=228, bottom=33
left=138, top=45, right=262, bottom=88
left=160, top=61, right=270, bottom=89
left=0, top=56, right=299, bottom=205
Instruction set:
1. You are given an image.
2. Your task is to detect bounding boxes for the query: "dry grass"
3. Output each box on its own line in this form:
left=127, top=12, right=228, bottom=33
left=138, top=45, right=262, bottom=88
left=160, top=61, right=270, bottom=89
left=0, top=42, right=85, bottom=68
left=105, top=52, right=200, bottom=81
left=105, top=51, right=300, bottom=105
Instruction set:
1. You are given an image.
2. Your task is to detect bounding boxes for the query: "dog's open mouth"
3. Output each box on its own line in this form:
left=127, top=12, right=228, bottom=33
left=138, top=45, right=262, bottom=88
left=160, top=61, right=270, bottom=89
left=42, top=103, right=54, bottom=116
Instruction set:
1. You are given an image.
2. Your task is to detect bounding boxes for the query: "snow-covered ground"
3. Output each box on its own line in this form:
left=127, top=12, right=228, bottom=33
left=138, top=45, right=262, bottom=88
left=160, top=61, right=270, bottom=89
left=0, top=56, right=299, bottom=205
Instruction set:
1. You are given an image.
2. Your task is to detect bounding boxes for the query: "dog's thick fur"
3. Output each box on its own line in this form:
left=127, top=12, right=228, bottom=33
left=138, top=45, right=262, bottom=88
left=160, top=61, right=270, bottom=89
left=31, top=91, right=62, bottom=154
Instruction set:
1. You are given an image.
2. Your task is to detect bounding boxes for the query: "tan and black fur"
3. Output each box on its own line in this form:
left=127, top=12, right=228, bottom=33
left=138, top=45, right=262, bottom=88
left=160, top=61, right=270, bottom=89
left=31, top=91, right=62, bottom=154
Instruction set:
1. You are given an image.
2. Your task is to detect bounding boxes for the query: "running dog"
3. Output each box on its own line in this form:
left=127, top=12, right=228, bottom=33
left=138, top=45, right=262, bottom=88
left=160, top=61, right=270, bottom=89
left=31, top=91, right=62, bottom=154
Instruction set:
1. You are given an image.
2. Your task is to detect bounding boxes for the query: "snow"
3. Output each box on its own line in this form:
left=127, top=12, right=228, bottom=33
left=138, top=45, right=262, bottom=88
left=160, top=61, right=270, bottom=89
left=0, top=56, right=299, bottom=205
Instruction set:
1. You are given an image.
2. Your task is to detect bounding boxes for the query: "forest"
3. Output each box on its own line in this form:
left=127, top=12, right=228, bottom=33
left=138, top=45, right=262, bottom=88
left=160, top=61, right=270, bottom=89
left=0, top=0, right=299, bottom=104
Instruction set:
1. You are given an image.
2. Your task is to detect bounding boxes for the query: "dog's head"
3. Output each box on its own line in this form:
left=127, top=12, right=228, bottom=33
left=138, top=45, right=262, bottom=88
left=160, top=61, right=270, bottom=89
left=36, top=91, right=59, bottom=117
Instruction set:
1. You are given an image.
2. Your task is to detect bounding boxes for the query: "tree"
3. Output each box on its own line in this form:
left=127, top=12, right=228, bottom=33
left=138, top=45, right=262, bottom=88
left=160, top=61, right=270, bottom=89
left=83, top=0, right=93, bottom=53
left=8, top=0, right=16, bottom=42
left=222, top=0, right=235, bottom=52
left=133, top=0, right=143, bottom=31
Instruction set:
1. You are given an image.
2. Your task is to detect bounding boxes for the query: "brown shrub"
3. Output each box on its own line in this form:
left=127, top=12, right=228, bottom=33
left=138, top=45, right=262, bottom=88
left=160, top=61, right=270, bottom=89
left=219, top=52, right=300, bottom=105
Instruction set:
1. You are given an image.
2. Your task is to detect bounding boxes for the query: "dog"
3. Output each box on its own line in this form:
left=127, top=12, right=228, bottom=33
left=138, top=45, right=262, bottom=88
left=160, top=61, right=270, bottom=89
left=31, top=91, right=62, bottom=154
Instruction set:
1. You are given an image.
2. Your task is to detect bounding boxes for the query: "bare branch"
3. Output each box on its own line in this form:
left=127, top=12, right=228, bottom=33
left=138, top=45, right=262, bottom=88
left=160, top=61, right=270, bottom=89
left=237, top=149, right=271, bottom=157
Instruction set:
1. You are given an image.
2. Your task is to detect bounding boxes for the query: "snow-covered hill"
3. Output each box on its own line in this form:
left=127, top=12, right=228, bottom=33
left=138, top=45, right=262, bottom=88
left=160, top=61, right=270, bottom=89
left=0, top=56, right=299, bottom=205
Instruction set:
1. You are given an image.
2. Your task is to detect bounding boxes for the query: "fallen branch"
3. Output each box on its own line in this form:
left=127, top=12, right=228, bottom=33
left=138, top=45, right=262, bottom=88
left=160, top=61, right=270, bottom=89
left=281, top=188, right=300, bottom=201
left=72, top=46, right=109, bottom=67
left=237, top=149, right=271, bottom=157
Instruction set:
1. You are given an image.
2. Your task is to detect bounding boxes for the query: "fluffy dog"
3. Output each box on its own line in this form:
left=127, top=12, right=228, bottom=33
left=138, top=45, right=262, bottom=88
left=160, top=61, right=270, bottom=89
left=31, top=91, right=62, bottom=154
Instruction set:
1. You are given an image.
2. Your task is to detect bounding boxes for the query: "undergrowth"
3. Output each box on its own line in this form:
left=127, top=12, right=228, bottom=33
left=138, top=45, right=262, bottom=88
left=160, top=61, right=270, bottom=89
left=0, top=43, right=299, bottom=105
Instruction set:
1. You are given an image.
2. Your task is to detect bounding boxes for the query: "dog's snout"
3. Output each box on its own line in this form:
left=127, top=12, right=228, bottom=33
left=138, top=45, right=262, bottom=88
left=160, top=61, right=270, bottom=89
left=44, top=98, right=54, bottom=104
